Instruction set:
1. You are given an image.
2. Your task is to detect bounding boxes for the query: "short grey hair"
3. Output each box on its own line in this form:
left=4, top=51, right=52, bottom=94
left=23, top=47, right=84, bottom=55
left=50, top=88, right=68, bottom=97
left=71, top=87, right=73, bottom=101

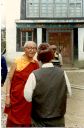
left=24, top=41, right=36, bottom=48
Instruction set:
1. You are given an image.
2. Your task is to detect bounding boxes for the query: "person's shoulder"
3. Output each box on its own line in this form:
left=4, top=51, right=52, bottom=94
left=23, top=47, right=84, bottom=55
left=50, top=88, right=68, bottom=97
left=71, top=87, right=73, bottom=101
left=1, top=55, right=5, bottom=60
left=33, top=67, right=41, bottom=73
left=33, top=59, right=40, bottom=67
left=54, top=66, right=64, bottom=72
left=33, top=59, right=38, bottom=63
left=14, top=56, right=22, bottom=64
left=34, top=60, right=39, bottom=64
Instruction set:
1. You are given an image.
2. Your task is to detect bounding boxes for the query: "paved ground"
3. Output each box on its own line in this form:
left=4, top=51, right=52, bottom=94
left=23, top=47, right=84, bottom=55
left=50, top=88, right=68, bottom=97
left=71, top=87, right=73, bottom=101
left=65, top=88, right=84, bottom=128
left=1, top=89, right=7, bottom=128
left=1, top=69, right=84, bottom=128
left=65, top=69, right=84, bottom=128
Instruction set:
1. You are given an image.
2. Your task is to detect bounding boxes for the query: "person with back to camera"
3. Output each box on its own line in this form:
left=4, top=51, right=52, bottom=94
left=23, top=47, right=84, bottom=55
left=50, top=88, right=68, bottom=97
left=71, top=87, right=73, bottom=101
left=4, top=41, right=39, bottom=127
left=24, top=43, right=71, bottom=127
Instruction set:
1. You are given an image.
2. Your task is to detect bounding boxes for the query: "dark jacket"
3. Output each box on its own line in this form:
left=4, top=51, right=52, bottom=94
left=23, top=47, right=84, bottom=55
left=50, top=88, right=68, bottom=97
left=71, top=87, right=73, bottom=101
left=1, top=55, right=8, bottom=85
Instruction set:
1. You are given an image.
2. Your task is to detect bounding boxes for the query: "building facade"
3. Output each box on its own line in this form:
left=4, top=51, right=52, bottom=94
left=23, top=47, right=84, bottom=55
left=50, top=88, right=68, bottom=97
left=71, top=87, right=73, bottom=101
left=6, top=0, right=84, bottom=65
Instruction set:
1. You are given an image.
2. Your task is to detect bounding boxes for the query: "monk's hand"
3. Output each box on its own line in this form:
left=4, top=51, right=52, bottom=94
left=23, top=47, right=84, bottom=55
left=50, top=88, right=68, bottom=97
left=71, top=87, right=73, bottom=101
left=5, top=95, right=11, bottom=107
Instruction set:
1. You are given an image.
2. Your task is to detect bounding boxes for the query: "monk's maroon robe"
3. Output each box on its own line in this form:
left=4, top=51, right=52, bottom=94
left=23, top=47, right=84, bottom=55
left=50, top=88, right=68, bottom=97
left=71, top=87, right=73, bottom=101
left=4, top=61, right=39, bottom=125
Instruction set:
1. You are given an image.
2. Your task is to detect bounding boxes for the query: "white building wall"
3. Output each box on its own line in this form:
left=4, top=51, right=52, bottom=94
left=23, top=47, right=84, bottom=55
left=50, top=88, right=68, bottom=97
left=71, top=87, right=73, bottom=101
left=78, top=28, right=84, bottom=60
left=6, top=0, right=21, bottom=62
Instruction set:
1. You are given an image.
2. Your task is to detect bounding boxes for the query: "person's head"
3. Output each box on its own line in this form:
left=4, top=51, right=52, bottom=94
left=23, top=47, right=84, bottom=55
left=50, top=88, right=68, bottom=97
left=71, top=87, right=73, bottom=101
left=50, top=45, right=57, bottom=54
left=37, top=43, right=54, bottom=63
left=24, top=41, right=37, bottom=59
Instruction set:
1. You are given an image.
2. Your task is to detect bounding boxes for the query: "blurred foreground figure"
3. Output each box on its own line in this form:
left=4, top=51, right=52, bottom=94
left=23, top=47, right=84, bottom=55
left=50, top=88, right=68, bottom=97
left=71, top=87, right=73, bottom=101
left=4, top=41, right=39, bottom=127
left=24, top=43, right=71, bottom=127
left=1, top=55, right=8, bottom=86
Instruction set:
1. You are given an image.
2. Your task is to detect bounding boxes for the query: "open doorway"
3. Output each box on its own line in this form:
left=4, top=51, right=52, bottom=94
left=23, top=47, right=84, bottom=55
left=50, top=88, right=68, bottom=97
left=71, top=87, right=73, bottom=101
left=73, top=28, right=78, bottom=60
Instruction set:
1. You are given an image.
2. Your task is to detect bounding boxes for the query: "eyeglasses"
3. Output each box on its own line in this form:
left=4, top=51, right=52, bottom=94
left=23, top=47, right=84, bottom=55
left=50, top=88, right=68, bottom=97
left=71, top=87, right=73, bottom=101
left=53, top=48, right=56, bottom=50
left=26, top=47, right=37, bottom=51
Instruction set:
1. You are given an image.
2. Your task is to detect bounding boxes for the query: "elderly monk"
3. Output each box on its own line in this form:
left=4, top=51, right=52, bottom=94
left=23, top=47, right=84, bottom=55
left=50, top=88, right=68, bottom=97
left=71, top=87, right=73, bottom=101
left=4, top=41, right=39, bottom=127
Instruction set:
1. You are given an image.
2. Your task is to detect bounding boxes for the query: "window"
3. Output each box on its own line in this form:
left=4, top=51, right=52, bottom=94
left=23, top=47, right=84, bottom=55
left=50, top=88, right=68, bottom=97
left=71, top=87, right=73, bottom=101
left=24, top=0, right=83, bottom=18
left=16, top=29, right=33, bottom=51
left=40, top=0, right=53, bottom=17
left=26, top=0, right=39, bottom=17
left=21, top=31, right=32, bottom=47
left=69, top=0, right=82, bottom=17
left=54, top=0, right=67, bottom=17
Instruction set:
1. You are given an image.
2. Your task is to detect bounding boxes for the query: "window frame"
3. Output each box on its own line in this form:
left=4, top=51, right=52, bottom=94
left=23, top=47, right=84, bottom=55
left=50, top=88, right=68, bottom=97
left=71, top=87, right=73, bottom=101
left=16, top=29, right=33, bottom=51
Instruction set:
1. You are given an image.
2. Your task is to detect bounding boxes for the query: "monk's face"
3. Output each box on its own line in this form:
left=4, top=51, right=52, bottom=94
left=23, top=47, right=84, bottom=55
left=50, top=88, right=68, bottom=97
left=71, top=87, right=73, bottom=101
left=24, top=42, right=37, bottom=59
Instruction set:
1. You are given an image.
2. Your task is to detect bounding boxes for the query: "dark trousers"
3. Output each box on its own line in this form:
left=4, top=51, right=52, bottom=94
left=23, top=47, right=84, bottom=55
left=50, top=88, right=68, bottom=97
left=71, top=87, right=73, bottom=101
left=32, top=116, right=65, bottom=127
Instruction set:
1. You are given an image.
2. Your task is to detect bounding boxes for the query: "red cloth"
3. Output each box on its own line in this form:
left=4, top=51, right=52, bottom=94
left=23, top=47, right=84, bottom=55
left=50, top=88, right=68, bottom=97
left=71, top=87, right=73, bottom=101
left=4, top=61, right=39, bottom=125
